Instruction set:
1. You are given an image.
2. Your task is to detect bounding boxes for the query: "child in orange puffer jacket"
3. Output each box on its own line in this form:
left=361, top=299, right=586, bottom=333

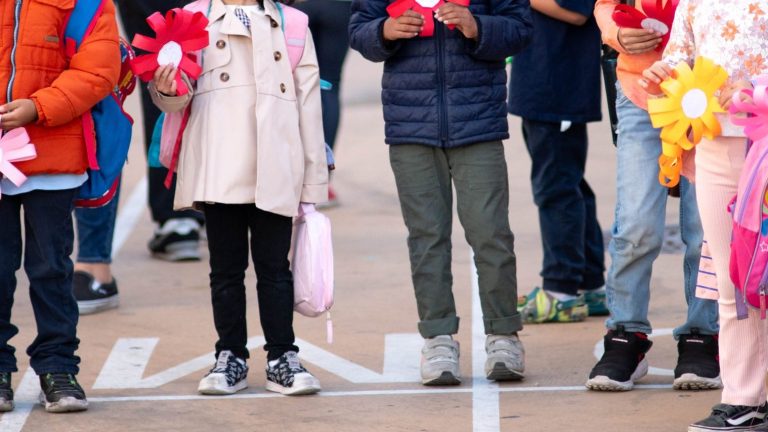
left=0, top=0, right=120, bottom=414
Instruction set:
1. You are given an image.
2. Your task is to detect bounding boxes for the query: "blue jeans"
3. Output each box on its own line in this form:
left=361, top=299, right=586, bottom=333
left=605, top=85, right=719, bottom=338
left=522, top=119, right=605, bottom=295
left=74, top=183, right=120, bottom=263
left=0, top=188, right=81, bottom=374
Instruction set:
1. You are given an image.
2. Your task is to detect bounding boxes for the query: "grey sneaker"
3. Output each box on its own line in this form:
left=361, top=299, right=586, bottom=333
left=485, top=334, right=525, bottom=381
left=421, top=335, right=460, bottom=386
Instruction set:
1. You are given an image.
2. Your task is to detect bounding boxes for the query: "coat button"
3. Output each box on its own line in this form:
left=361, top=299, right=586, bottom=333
left=274, top=51, right=282, bottom=61
left=220, top=72, right=230, bottom=82
left=270, top=19, right=279, bottom=28
left=280, top=83, right=286, bottom=93
left=216, top=40, right=226, bottom=49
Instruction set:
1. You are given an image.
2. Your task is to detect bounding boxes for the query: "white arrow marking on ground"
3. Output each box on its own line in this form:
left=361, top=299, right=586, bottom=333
left=94, top=333, right=422, bottom=389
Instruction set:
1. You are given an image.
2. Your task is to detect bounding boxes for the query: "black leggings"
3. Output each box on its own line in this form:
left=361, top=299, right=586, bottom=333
left=203, top=204, right=298, bottom=361
left=294, top=0, right=352, bottom=149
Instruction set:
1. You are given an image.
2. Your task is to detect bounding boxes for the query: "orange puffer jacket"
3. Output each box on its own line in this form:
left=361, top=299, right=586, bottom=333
left=0, top=0, right=120, bottom=176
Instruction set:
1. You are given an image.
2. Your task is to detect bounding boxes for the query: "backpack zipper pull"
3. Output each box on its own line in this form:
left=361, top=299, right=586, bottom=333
left=761, top=285, right=767, bottom=320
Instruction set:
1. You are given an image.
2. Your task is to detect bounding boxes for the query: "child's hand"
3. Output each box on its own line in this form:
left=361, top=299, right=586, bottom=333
left=154, top=64, right=178, bottom=96
left=383, top=11, right=424, bottom=41
left=719, top=80, right=753, bottom=110
left=435, top=3, right=478, bottom=40
left=639, top=61, right=674, bottom=95
left=0, top=99, right=38, bottom=129
left=617, top=27, right=662, bottom=54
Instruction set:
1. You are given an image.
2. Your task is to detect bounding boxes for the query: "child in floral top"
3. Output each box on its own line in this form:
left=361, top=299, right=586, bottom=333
left=642, top=1, right=768, bottom=430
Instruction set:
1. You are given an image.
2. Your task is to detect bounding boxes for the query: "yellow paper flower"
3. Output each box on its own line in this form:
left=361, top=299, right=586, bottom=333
left=648, top=56, right=728, bottom=187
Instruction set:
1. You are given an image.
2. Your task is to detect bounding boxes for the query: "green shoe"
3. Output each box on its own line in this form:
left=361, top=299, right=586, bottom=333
left=519, top=287, right=588, bottom=324
left=583, top=288, right=609, bottom=316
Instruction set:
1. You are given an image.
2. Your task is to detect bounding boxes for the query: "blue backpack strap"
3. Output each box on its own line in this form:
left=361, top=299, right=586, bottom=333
left=64, top=0, right=104, bottom=52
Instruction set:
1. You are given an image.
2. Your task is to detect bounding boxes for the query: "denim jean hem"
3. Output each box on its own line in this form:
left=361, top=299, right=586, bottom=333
left=607, top=323, right=652, bottom=335
left=33, top=365, right=79, bottom=375
left=484, top=315, right=523, bottom=335
left=418, top=316, right=460, bottom=338
left=672, top=325, right=719, bottom=339
left=0, top=364, right=18, bottom=373
left=75, top=257, right=113, bottom=265
left=543, top=279, right=581, bottom=296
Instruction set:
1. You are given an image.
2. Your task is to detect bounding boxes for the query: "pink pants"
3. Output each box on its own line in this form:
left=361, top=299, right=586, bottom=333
left=695, top=136, right=768, bottom=406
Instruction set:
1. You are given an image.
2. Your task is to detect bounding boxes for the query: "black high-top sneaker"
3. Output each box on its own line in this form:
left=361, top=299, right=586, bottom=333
left=674, top=329, right=722, bottom=390
left=0, top=372, right=13, bottom=412
left=265, top=351, right=321, bottom=396
left=39, top=373, right=88, bottom=413
left=689, top=403, right=768, bottom=431
left=585, top=325, right=653, bottom=391
left=197, top=350, right=249, bottom=395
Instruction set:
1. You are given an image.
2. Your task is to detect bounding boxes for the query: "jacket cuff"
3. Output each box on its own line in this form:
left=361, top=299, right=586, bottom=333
left=31, top=96, right=46, bottom=125
left=300, top=183, right=328, bottom=204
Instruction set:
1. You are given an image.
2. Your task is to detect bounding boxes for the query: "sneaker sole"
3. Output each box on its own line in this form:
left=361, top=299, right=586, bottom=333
left=198, top=378, right=248, bottom=395
left=585, top=358, right=648, bottom=392
left=39, top=394, right=88, bottom=413
left=485, top=363, right=524, bottom=381
left=688, top=424, right=764, bottom=432
left=673, top=373, right=723, bottom=391
left=265, top=379, right=321, bottom=396
left=0, top=399, right=13, bottom=412
left=422, top=371, right=462, bottom=386
left=151, top=241, right=201, bottom=262
left=77, top=295, right=120, bottom=315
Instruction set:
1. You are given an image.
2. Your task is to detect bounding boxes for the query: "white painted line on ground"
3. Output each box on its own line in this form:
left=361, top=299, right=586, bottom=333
left=112, top=176, right=149, bottom=258
left=0, top=177, right=148, bottom=432
left=85, top=383, right=672, bottom=404
left=471, top=254, right=500, bottom=432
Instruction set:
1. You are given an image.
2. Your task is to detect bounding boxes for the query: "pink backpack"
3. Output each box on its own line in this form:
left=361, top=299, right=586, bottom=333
left=158, top=0, right=309, bottom=184
left=728, top=76, right=768, bottom=319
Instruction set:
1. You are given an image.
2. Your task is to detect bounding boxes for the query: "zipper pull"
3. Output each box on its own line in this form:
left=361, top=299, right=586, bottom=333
left=761, top=285, right=767, bottom=320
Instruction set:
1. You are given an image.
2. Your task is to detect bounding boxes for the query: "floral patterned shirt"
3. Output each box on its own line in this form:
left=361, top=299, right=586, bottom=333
left=663, top=0, right=768, bottom=83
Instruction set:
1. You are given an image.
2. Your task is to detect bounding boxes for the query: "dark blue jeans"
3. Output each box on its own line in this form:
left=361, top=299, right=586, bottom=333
left=75, top=182, right=120, bottom=264
left=0, top=188, right=81, bottom=374
left=522, top=119, right=605, bottom=296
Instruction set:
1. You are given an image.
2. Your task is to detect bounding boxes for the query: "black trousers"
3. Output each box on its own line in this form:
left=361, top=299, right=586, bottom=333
left=116, top=0, right=204, bottom=225
left=202, top=204, right=298, bottom=361
left=293, top=0, right=351, bottom=149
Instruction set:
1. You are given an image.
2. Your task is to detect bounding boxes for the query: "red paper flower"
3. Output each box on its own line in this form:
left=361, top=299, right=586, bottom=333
left=130, top=8, right=210, bottom=95
left=387, top=0, right=470, bottom=37
left=612, top=0, right=679, bottom=51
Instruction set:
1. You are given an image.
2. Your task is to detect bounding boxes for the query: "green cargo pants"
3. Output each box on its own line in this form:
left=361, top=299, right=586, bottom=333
left=389, top=141, right=523, bottom=338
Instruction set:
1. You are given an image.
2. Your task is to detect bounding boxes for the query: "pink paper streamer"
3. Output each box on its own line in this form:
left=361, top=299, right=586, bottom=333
left=0, top=128, right=37, bottom=199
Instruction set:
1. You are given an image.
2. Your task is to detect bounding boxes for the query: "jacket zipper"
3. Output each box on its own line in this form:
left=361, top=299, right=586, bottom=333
left=6, top=0, right=23, bottom=104
left=435, top=22, right=447, bottom=146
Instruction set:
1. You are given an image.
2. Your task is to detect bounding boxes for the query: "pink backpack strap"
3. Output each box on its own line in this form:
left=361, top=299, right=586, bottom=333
left=278, top=5, right=308, bottom=71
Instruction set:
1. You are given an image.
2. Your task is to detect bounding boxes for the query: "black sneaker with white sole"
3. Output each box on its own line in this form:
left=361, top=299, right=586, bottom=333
left=265, top=351, right=321, bottom=396
left=148, top=218, right=201, bottom=262
left=39, top=373, right=88, bottom=413
left=72, top=271, right=119, bottom=315
left=586, top=325, right=653, bottom=391
left=674, top=330, right=722, bottom=391
left=0, top=372, right=13, bottom=412
left=689, top=403, right=768, bottom=431
left=198, top=350, right=249, bottom=395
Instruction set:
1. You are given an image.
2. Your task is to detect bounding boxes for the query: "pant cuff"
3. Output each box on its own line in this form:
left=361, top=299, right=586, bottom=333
left=33, top=366, right=79, bottom=375
left=484, top=314, right=523, bottom=335
left=76, top=257, right=113, bottom=264
left=418, top=316, right=460, bottom=338
left=543, top=279, right=581, bottom=296
left=581, top=275, right=605, bottom=291
left=607, top=323, right=652, bottom=335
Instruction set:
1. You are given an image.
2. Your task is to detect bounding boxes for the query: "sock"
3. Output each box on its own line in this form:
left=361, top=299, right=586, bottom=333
left=545, top=290, right=579, bottom=302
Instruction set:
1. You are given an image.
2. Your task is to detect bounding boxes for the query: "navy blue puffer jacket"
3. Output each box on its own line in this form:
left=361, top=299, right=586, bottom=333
left=349, top=0, right=532, bottom=147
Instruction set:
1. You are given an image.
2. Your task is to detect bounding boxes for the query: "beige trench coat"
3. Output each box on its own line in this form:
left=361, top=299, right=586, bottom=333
left=151, top=0, right=328, bottom=217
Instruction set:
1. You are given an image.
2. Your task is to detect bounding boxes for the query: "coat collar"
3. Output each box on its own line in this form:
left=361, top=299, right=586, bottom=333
left=207, top=0, right=282, bottom=36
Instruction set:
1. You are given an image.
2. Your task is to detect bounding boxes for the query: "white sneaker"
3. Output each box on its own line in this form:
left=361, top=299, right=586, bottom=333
left=484, top=334, right=525, bottom=381
left=198, top=351, right=249, bottom=395
left=421, top=335, right=461, bottom=386
left=265, top=351, right=321, bottom=396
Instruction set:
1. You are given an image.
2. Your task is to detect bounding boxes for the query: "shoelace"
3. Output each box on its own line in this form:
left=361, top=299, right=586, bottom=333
left=424, top=342, right=457, bottom=362
left=45, top=374, right=79, bottom=392
left=284, top=352, right=306, bottom=373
